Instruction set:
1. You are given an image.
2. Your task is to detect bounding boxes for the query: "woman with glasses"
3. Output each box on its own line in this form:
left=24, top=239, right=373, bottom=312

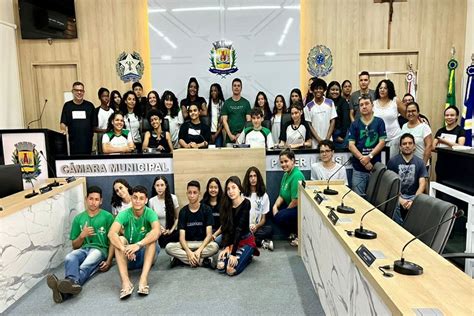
left=310, top=140, right=348, bottom=184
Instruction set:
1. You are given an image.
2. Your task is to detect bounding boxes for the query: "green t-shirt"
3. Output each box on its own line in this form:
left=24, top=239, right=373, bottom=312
left=279, top=166, right=305, bottom=205
left=115, top=206, right=158, bottom=244
left=221, top=97, right=251, bottom=135
left=70, top=209, right=114, bottom=258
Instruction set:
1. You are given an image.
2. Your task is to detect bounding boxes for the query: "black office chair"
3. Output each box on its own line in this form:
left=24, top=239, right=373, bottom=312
left=365, top=162, right=387, bottom=204
left=200, top=115, right=210, bottom=127
left=262, top=119, right=271, bottom=129
left=162, top=118, right=170, bottom=132
left=403, top=194, right=457, bottom=254
left=280, top=113, right=292, bottom=132
left=371, top=169, right=400, bottom=218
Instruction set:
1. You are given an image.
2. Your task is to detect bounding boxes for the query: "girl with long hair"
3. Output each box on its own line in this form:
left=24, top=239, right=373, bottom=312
left=160, top=90, right=184, bottom=148
left=180, top=77, right=208, bottom=119
left=242, top=167, right=273, bottom=250
left=111, top=178, right=132, bottom=216
left=122, top=90, right=143, bottom=152
left=216, top=176, right=259, bottom=276
left=142, top=90, right=160, bottom=131
left=288, top=88, right=302, bottom=107
left=279, top=102, right=312, bottom=149
left=109, top=90, right=124, bottom=114
left=149, top=176, right=180, bottom=248
left=102, top=112, right=135, bottom=154
left=253, top=91, right=272, bottom=121
left=208, top=83, right=225, bottom=147
left=201, top=177, right=223, bottom=233
left=271, top=94, right=287, bottom=145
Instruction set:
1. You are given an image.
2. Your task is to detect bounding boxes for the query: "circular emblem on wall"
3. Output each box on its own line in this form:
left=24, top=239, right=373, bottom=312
left=307, top=45, right=333, bottom=77
left=209, top=40, right=238, bottom=78
left=116, top=51, right=144, bottom=83
left=447, top=59, right=458, bottom=70
left=467, top=65, right=474, bottom=76
left=11, top=142, right=41, bottom=182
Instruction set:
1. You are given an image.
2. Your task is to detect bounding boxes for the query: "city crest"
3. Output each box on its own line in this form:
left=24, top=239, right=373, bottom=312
left=11, top=141, right=42, bottom=181
left=116, top=51, right=144, bottom=83
left=209, top=40, right=238, bottom=78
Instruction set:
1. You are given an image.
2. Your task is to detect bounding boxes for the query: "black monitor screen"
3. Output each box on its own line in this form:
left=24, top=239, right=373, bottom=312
left=0, top=164, right=24, bottom=198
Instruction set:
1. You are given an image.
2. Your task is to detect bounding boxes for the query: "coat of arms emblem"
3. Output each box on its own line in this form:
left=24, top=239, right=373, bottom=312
left=116, top=51, right=144, bottom=83
left=209, top=40, right=238, bottom=78
left=11, top=142, right=41, bottom=182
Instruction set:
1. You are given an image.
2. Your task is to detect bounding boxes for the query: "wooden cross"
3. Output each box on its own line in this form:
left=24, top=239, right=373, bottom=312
left=374, top=0, right=407, bottom=49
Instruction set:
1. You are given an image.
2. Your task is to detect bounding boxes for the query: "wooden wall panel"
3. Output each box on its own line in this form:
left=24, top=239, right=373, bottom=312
left=15, top=0, right=151, bottom=129
left=301, top=0, right=467, bottom=133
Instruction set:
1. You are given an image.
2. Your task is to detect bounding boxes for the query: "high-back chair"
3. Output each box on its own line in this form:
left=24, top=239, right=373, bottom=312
left=372, top=169, right=400, bottom=218
left=365, top=162, right=387, bottom=204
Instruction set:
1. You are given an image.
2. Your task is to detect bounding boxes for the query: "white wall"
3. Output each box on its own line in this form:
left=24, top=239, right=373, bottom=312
left=0, top=0, right=24, bottom=129
left=148, top=0, right=300, bottom=108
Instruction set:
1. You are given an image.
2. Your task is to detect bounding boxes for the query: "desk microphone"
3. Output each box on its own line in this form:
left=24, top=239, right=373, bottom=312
left=25, top=180, right=39, bottom=199
left=353, top=194, right=400, bottom=239
left=393, top=209, right=464, bottom=275
left=27, top=99, right=48, bottom=129
left=337, top=188, right=355, bottom=214
left=39, top=150, right=61, bottom=187
left=323, top=158, right=351, bottom=195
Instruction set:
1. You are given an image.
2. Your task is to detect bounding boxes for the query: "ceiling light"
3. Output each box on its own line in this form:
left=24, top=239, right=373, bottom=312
left=149, top=8, right=166, bottom=13
left=278, top=18, right=293, bottom=46
left=148, top=23, right=177, bottom=49
left=172, top=6, right=223, bottom=12
left=227, top=5, right=281, bottom=11
left=161, top=55, right=172, bottom=60
left=163, top=36, right=177, bottom=49
left=283, top=5, right=300, bottom=10
left=264, top=52, right=276, bottom=56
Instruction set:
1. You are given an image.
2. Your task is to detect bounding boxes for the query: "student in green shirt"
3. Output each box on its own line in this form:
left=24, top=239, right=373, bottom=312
left=221, top=78, right=251, bottom=144
left=46, top=186, right=115, bottom=304
left=108, top=185, right=160, bottom=299
left=272, top=149, right=305, bottom=246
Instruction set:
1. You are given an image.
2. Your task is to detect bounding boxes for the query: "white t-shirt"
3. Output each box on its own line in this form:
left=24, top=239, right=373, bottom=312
left=112, top=201, right=131, bottom=216
left=148, top=194, right=179, bottom=229
left=304, top=97, right=338, bottom=148
left=401, top=122, right=432, bottom=162
left=166, top=111, right=184, bottom=148
left=97, top=107, right=114, bottom=130
left=282, top=123, right=309, bottom=146
left=124, top=113, right=142, bottom=143
left=210, top=100, right=221, bottom=133
left=102, top=131, right=133, bottom=148
left=373, top=99, right=401, bottom=142
left=237, top=128, right=274, bottom=148
left=310, top=162, right=348, bottom=185
left=246, top=192, right=270, bottom=226
left=271, top=114, right=281, bottom=144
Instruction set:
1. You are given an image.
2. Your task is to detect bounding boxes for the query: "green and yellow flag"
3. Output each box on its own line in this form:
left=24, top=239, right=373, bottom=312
left=446, top=58, right=458, bottom=108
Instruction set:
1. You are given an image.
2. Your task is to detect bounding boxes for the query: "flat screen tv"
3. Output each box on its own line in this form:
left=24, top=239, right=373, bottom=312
left=0, top=164, right=24, bottom=198
left=19, top=0, right=77, bottom=39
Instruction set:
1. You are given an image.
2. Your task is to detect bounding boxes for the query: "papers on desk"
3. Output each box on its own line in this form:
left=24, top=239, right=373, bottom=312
left=452, top=145, right=472, bottom=150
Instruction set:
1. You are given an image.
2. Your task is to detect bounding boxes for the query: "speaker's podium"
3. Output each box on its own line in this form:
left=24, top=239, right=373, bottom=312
left=0, top=129, right=67, bottom=180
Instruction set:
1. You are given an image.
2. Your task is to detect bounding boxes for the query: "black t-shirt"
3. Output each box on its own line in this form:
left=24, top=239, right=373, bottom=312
left=202, top=201, right=221, bottom=231
left=222, top=198, right=251, bottom=255
left=180, top=96, right=207, bottom=113
left=435, top=125, right=466, bottom=142
left=178, top=121, right=211, bottom=145
left=178, top=203, right=214, bottom=241
left=60, top=100, right=96, bottom=155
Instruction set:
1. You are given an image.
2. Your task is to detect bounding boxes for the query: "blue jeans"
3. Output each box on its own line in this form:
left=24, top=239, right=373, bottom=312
left=393, top=194, right=416, bottom=226
left=273, top=206, right=298, bottom=236
left=128, top=241, right=161, bottom=270
left=217, top=245, right=254, bottom=276
left=211, top=132, right=223, bottom=147
left=352, top=169, right=370, bottom=199
left=64, top=248, right=105, bottom=286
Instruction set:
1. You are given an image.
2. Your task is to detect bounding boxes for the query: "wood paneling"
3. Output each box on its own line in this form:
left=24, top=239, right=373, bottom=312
left=301, top=0, right=467, bottom=133
left=15, top=0, right=151, bottom=129
left=172, top=148, right=266, bottom=205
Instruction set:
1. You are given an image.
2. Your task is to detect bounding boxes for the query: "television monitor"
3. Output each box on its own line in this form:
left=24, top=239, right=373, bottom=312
left=19, top=0, right=77, bottom=39
left=0, top=164, right=24, bottom=198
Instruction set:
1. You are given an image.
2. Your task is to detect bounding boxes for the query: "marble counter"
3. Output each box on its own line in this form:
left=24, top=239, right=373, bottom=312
left=0, top=181, right=84, bottom=313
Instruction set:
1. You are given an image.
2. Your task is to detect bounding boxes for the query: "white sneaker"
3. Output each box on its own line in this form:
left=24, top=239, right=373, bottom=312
left=262, top=240, right=274, bottom=251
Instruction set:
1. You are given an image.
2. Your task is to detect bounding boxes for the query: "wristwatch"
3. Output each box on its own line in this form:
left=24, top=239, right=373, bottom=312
left=368, top=153, right=374, bottom=159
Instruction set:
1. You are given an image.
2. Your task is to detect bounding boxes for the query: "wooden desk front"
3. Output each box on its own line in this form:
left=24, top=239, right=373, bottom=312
left=299, top=183, right=473, bottom=315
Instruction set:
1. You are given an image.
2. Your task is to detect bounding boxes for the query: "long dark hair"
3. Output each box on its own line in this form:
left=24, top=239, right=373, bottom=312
left=185, top=77, right=200, bottom=100
left=288, top=88, right=302, bottom=106
left=150, top=176, right=175, bottom=229
left=326, top=81, right=342, bottom=100
left=110, top=90, right=124, bottom=113
left=243, top=166, right=266, bottom=197
left=254, top=91, right=271, bottom=120
left=160, top=90, right=180, bottom=118
left=272, top=94, right=287, bottom=115
left=201, top=177, right=223, bottom=206
left=374, top=79, right=396, bottom=100
left=208, top=83, right=225, bottom=122
left=121, top=90, right=140, bottom=117
left=220, top=176, right=243, bottom=245
left=111, top=178, right=132, bottom=208
left=106, top=112, right=124, bottom=132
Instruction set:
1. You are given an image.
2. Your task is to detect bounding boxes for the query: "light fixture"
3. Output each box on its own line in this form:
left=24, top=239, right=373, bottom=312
left=149, top=8, right=166, bottom=13
left=161, top=55, right=172, bottom=60
left=278, top=18, right=293, bottom=46
left=264, top=52, right=276, bottom=56
left=148, top=22, right=177, bottom=49
left=227, top=5, right=281, bottom=11
left=171, top=6, right=223, bottom=12
left=283, top=5, right=300, bottom=10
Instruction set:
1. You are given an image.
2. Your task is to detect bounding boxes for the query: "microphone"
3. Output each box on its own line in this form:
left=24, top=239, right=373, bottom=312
left=25, top=180, right=39, bottom=199
left=393, top=209, right=464, bottom=275
left=353, top=194, right=401, bottom=239
left=337, top=188, right=355, bottom=214
left=39, top=150, right=61, bottom=187
left=27, top=99, right=48, bottom=129
left=323, top=158, right=351, bottom=195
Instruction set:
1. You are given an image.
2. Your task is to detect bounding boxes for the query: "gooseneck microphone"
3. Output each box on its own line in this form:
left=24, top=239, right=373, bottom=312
left=25, top=180, right=39, bottom=199
left=337, top=188, right=355, bottom=214
left=353, top=194, right=401, bottom=239
left=27, top=99, right=48, bottom=129
left=393, top=209, right=464, bottom=275
left=39, top=150, right=61, bottom=187
left=323, top=158, right=351, bottom=195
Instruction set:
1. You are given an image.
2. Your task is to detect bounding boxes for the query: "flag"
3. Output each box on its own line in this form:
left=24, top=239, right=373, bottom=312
left=406, top=70, right=417, bottom=101
left=446, top=58, right=458, bottom=108
left=462, top=64, right=474, bottom=146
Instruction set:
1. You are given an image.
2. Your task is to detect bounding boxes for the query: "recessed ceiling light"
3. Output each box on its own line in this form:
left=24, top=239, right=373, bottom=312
left=264, top=52, right=276, bottom=56
left=283, top=5, right=300, bottom=10
left=149, top=8, right=166, bottom=13
left=172, top=6, right=223, bottom=12
left=227, top=5, right=281, bottom=11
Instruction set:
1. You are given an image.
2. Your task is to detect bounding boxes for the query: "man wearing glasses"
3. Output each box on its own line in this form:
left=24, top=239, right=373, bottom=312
left=310, top=140, right=348, bottom=184
left=60, top=82, right=97, bottom=155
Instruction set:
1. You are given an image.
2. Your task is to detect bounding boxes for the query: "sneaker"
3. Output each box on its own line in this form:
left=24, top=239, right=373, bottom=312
left=288, top=233, right=297, bottom=240
left=169, top=257, right=184, bottom=268
left=58, top=278, right=82, bottom=295
left=201, top=257, right=216, bottom=269
left=46, top=274, right=63, bottom=303
left=290, top=237, right=299, bottom=247
left=262, top=240, right=274, bottom=251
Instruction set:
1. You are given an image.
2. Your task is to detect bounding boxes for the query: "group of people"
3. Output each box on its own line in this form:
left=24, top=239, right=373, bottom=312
left=47, top=151, right=307, bottom=302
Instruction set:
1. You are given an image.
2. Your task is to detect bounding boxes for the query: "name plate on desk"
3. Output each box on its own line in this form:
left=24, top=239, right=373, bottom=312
left=314, top=193, right=324, bottom=204
left=356, top=244, right=376, bottom=267
left=301, top=180, right=306, bottom=188
left=327, top=209, right=339, bottom=225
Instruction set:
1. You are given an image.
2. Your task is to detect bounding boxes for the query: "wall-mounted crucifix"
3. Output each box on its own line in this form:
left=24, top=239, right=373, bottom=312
left=374, top=0, right=407, bottom=49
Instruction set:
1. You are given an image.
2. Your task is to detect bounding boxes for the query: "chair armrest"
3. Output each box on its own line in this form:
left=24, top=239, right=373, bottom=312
left=442, top=253, right=474, bottom=259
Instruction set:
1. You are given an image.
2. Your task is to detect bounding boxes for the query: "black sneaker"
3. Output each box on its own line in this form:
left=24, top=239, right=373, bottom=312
left=46, top=274, right=63, bottom=303
left=58, top=278, right=82, bottom=295
left=201, top=257, right=216, bottom=269
left=169, top=257, right=184, bottom=268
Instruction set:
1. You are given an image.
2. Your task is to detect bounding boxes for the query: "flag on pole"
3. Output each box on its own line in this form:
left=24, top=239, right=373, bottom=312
left=446, top=58, right=458, bottom=108
left=462, top=63, right=474, bottom=146
left=406, top=69, right=417, bottom=101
